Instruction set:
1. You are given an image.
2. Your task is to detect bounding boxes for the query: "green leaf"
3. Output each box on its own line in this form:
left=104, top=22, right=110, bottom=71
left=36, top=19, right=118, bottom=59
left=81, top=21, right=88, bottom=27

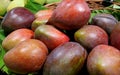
left=25, top=0, right=47, bottom=14
left=0, top=44, right=9, bottom=74
left=111, top=10, right=120, bottom=21
left=0, top=29, right=5, bottom=42
left=0, top=45, right=5, bottom=68
left=46, top=0, right=62, bottom=3
left=109, top=4, right=120, bottom=9
left=114, top=0, right=120, bottom=2
left=0, top=28, right=9, bottom=74
left=33, top=0, right=46, bottom=5
left=89, top=9, right=111, bottom=23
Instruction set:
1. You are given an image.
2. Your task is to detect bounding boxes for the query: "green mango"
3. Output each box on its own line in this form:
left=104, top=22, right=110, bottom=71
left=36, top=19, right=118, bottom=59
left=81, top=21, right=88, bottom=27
left=0, top=0, right=10, bottom=16
left=7, top=0, right=25, bottom=12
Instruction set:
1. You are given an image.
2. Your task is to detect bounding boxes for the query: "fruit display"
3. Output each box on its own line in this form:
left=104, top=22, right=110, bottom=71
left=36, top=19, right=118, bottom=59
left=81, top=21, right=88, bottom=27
left=0, top=0, right=120, bottom=75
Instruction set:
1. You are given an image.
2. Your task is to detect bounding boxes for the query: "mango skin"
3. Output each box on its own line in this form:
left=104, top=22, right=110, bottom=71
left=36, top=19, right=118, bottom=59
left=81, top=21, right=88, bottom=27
left=91, top=13, right=118, bottom=34
left=34, top=25, right=70, bottom=50
left=3, top=39, right=48, bottom=74
left=74, top=25, right=108, bottom=50
left=48, top=0, right=90, bottom=30
left=32, top=9, right=53, bottom=31
left=43, top=42, right=87, bottom=75
left=2, top=28, right=34, bottom=51
left=87, top=45, right=120, bottom=75
left=1, top=7, right=35, bottom=34
left=110, top=22, right=120, bottom=50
